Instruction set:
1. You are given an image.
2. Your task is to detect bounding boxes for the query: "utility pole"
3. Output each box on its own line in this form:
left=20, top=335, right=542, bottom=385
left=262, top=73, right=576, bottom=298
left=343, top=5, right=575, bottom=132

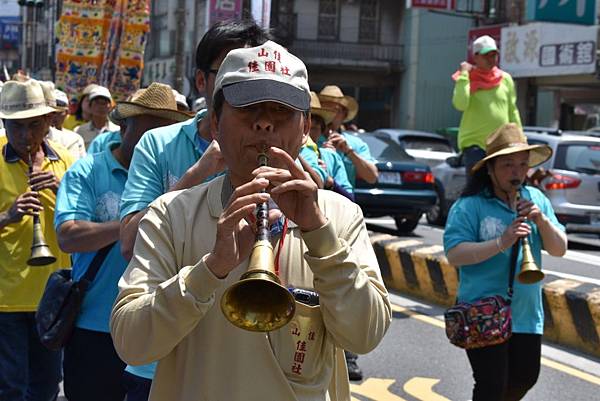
left=173, top=0, right=186, bottom=93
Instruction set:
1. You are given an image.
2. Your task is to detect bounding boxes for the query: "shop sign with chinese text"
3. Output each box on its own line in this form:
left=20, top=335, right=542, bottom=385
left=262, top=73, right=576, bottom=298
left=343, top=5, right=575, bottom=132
left=500, top=23, right=598, bottom=77
left=527, top=0, right=597, bottom=26
left=208, top=0, right=243, bottom=27
left=410, top=0, right=455, bottom=9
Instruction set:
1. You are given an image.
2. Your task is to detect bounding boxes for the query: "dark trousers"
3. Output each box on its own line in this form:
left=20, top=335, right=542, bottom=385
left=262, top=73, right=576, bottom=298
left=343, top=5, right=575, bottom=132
left=122, top=371, right=152, bottom=401
left=63, top=328, right=126, bottom=401
left=463, top=145, right=487, bottom=178
left=466, top=333, right=542, bottom=401
left=0, top=312, right=62, bottom=401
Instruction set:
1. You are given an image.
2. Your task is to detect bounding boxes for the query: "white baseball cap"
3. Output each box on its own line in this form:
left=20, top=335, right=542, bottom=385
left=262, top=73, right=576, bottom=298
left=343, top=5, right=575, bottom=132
left=54, top=89, right=69, bottom=108
left=172, top=89, right=189, bottom=110
left=213, top=40, right=310, bottom=112
left=473, top=35, right=498, bottom=55
left=88, top=85, right=112, bottom=102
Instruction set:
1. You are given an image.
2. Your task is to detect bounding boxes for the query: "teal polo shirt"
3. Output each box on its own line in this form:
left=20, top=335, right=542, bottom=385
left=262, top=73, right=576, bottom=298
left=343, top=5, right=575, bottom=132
left=319, top=147, right=353, bottom=193
left=299, top=145, right=328, bottom=183
left=317, top=132, right=375, bottom=187
left=119, top=110, right=211, bottom=220
left=443, top=186, right=564, bottom=335
left=54, top=144, right=128, bottom=333
left=87, top=130, right=121, bottom=154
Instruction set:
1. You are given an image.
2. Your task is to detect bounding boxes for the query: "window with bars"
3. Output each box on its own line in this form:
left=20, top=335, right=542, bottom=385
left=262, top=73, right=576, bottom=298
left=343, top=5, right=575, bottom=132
left=359, top=0, right=379, bottom=43
left=318, top=0, right=339, bottom=40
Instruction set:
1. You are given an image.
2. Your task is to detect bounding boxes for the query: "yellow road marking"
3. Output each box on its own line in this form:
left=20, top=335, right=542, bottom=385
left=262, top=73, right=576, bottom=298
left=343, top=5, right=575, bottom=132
left=404, top=377, right=451, bottom=401
left=350, top=378, right=407, bottom=401
left=391, top=303, right=600, bottom=387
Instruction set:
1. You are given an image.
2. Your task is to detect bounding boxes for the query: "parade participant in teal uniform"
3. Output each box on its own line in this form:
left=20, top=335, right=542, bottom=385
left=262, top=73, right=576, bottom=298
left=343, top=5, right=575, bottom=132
left=303, top=91, right=353, bottom=201
left=55, top=83, right=191, bottom=401
left=111, top=39, right=390, bottom=401
left=318, top=85, right=378, bottom=189
left=452, top=35, right=521, bottom=176
left=119, top=19, right=271, bottom=260
left=444, top=123, right=566, bottom=401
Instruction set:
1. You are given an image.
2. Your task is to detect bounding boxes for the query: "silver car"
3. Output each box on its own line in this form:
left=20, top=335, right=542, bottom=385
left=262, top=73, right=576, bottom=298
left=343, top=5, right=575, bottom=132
left=525, top=131, right=600, bottom=234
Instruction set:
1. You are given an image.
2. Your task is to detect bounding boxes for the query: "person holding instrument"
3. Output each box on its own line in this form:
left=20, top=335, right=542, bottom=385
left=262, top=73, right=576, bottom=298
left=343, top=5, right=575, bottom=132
left=111, top=41, right=391, bottom=401
left=0, top=79, right=74, bottom=401
left=443, top=123, right=567, bottom=401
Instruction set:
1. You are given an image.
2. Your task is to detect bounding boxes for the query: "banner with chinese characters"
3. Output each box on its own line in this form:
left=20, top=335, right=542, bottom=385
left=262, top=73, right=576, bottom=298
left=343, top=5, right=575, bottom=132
left=55, top=0, right=151, bottom=103
left=500, top=22, right=598, bottom=78
left=208, top=0, right=243, bottom=27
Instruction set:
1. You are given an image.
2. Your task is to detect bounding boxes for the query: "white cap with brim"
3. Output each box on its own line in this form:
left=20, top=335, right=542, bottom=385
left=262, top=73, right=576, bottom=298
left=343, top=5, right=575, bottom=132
left=473, top=35, right=498, bottom=55
left=213, top=40, right=310, bottom=112
left=0, top=79, right=56, bottom=120
left=88, top=86, right=113, bottom=102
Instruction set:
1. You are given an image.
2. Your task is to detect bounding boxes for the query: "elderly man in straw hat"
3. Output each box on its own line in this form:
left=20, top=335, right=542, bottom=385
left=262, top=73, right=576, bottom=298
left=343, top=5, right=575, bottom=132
left=0, top=79, right=75, bottom=401
left=444, top=123, right=566, bottom=401
left=318, top=86, right=378, bottom=189
left=38, top=81, right=86, bottom=160
left=300, top=91, right=353, bottom=201
left=111, top=40, right=390, bottom=401
left=54, top=82, right=192, bottom=401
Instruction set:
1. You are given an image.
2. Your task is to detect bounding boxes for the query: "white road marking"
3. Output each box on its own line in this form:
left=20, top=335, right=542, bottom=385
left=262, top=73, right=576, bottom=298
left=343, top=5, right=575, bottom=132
left=388, top=293, right=600, bottom=379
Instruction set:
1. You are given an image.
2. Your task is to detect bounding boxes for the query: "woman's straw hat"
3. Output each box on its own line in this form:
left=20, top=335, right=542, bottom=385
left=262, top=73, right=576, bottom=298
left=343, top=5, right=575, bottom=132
left=109, top=82, right=193, bottom=124
left=317, top=85, right=358, bottom=122
left=471, top=123, right=553, bottom=173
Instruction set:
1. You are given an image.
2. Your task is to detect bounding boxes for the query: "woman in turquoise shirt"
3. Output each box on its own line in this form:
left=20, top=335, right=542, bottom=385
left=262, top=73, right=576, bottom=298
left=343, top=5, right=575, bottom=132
left=443, top=123, right=567, bottom=401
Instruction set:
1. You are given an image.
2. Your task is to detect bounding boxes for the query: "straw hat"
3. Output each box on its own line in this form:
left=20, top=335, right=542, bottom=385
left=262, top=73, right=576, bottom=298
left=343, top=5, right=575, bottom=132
left=318, top=85, right=358, bottom=122
left=471, top=123, right=552, bottom=173
left=309, top=91, right=336, bottom=125
left=109, top=82, right=193, bottom=124
left=0, top=79, right=56, bottom=119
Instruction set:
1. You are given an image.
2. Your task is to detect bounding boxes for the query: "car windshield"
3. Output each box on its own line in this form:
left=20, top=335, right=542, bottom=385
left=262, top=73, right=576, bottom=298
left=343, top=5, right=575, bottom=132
left=360, top=135, right=413, bottom=162
left=401, top=136, right=453, bottom=152
left=554, top=143, right=600, bottom=174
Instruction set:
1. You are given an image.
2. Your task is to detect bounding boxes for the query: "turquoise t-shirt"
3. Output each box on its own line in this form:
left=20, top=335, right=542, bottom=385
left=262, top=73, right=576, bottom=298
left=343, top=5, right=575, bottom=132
left=54, top=145, right=128, bottom=332
left=443, top=186, right=564, bottom=334
left=120, top=110, right=211, bottom=220
left=299, top=145, right=328, bottom=183
left=87, top=130, right=121, bottom=154
left=319, top=148, right=353, bottom=193
left=317, top=132, right=375, bottom=187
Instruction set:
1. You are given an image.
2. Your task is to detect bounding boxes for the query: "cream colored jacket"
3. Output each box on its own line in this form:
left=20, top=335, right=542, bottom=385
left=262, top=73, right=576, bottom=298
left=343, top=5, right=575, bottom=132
left=111, top=175, right=391, bottom=401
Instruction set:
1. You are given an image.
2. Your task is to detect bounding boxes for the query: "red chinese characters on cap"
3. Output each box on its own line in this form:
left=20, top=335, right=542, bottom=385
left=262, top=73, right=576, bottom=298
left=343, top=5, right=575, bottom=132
left=246, top=46, right=291, bottom=76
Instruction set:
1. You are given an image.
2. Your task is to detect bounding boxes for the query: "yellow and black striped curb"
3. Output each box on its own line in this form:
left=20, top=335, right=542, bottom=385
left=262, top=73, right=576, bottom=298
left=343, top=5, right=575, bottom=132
left=370, top=233, right=600, bottom=358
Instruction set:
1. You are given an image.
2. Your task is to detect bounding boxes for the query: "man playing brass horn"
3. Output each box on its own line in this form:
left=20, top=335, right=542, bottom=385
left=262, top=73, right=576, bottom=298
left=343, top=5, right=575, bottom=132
left=0, top=79, right=74, bottom=400
left=111, top=41, right=391, bottom=401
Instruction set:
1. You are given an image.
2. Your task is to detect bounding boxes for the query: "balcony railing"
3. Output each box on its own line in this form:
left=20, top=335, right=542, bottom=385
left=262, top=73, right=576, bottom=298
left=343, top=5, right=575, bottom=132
left=289, top=39, right=404, bottom=69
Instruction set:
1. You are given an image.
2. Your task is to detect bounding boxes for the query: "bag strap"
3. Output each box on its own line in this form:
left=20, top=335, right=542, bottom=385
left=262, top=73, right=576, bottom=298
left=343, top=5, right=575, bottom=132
left=507, top=241, right=520, bottom=300
left=81, top=242, right=117, bottom=284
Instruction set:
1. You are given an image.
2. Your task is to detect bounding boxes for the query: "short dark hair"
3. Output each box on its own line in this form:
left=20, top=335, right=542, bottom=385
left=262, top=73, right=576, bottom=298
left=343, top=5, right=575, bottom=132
left=195, top=20, right=272, bottom=73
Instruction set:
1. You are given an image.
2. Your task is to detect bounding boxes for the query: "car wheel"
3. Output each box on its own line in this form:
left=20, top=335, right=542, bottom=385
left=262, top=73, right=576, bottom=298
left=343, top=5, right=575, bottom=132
left=426, top=186, right=447, bottom=226
left=394, top=214, right=421, bottom=234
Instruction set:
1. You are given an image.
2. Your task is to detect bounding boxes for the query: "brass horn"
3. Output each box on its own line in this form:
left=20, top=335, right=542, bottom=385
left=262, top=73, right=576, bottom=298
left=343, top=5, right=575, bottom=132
left=516, top=192, right=544, bottom=284
left=220, top=152, right=296, bottom=332
left=27, top=148, right=56, bottom=266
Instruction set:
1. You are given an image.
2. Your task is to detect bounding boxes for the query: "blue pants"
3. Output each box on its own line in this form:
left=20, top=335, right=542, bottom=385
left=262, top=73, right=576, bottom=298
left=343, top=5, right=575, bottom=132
left=0, top=312, right=62, bottom=401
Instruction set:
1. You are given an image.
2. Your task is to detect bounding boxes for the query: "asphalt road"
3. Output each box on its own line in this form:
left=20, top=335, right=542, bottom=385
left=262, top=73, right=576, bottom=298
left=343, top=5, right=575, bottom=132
left=350, top=292, right=600, bottom=401
left=366, top=217, right=600, bottom=286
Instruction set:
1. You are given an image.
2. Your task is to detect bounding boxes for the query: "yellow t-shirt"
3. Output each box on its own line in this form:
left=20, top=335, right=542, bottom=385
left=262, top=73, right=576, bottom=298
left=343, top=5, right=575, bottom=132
left=62, top=114, right=86, bottom=131
left=0, top=136, right=74, bottom=312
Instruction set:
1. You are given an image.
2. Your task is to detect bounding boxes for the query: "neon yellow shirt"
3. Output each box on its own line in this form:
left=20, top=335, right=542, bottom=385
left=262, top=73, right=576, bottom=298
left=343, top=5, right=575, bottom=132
left=63, top=114, right=86, bottom=131
left=0, top=136, right=74, bottom=312
left=453, top=70, right=522, bottom=151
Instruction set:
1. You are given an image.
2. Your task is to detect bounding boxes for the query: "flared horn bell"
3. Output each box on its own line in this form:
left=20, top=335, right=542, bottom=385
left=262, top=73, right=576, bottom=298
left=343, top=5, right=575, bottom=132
left=27, top=218, right=56, bottom=266
left=221, top=240, right=296, bottom=332
left=517, top=236, right=544, bottom=284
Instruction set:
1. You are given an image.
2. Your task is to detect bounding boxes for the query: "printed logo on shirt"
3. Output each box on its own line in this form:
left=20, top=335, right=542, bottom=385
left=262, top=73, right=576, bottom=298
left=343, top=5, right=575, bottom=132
left=95, top=191, right=121, bottom=222
left=479, top=216, right=506, bottom=241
